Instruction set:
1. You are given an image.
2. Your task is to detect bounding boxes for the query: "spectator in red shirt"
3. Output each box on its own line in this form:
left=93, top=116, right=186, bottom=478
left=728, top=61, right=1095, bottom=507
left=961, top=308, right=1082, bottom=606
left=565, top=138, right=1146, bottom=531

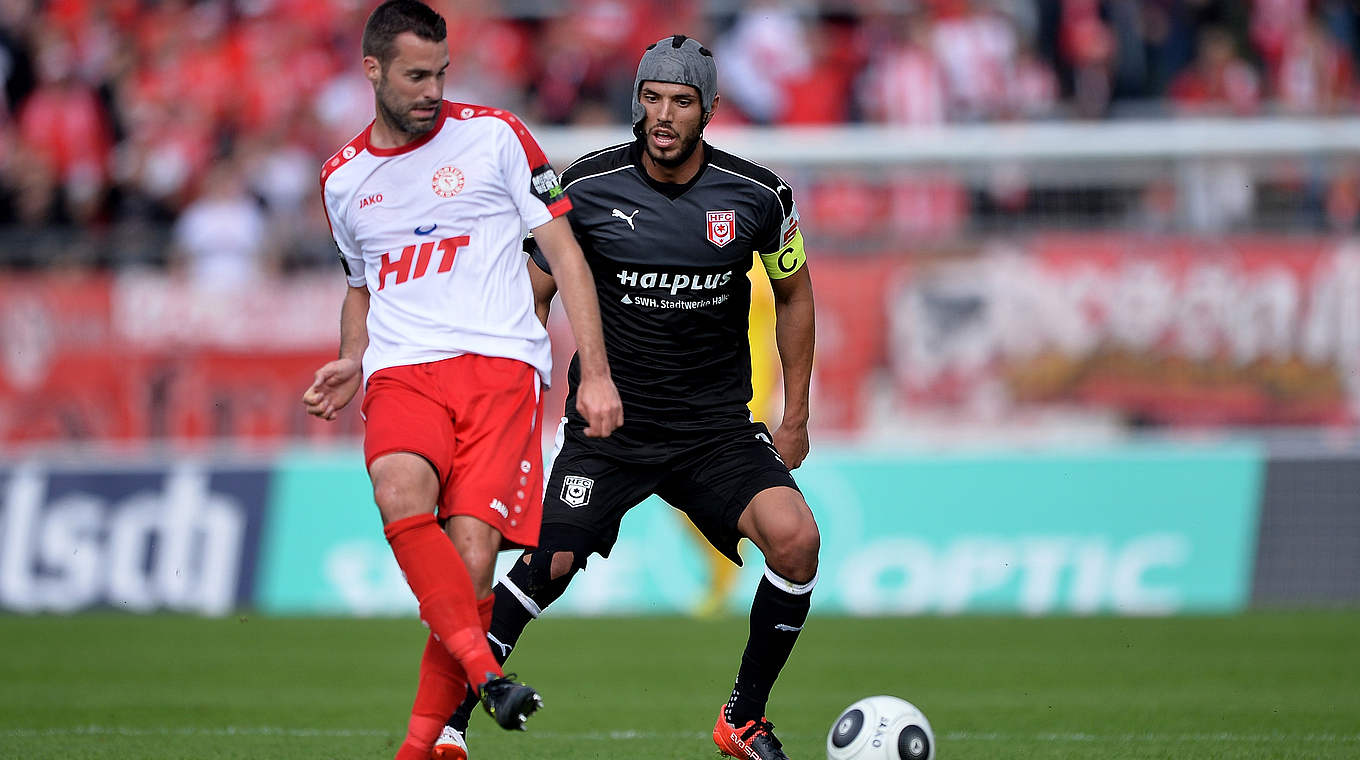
left=1167, top=27, right=1259, bottom=232
left=716, top=0, right=812, bottom=125
left=1250, top=0, right=1310, bottom=78
left=860, top=11, right=948, bottom=125
left=779, top=19, right=859, bottom=125
left=1276, top=17, right=1356, bottom=115
left=1058, top=0, right=1115, bottom=118
left=1168, top=26, right=1260, bottom=115
left=14, top=25, right=112, bottom=224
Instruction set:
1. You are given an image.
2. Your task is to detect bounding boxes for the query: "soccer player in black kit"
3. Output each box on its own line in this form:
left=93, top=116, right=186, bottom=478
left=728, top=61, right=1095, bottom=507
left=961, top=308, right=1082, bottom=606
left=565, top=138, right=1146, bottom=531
left=433, top=35, right=817, bottom=760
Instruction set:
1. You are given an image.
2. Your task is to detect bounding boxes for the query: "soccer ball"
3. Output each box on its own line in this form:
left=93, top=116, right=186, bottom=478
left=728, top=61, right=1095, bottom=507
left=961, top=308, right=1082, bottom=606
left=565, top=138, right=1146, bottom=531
left=826, top=695, right=935, bottom=760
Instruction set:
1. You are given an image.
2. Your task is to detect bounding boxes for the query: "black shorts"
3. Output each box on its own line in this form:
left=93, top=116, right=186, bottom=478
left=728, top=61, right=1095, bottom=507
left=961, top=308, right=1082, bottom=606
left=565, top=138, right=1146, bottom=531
left=538, top=420, right=799, bottom=565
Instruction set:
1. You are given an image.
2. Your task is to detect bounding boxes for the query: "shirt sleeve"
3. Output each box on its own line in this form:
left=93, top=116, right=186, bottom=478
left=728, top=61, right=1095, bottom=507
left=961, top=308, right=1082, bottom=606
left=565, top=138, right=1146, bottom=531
left=755, top=179, right=806, bottom=280
left=496, top=115, right=572, bottom=231
left=321, top=183, right=366, bottom=287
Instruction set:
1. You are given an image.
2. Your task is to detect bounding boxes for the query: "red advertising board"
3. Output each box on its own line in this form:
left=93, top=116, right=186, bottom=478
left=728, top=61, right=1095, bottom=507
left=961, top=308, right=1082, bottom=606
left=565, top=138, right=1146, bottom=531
left=0, top=274, right=359, bottom=445
left=2, top=236, right=1356, bottom=447
left=887, top=235, right=1359, bottom=426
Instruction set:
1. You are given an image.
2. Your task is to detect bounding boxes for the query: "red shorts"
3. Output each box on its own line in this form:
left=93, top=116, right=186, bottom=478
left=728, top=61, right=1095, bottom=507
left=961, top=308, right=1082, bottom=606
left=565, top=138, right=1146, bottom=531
left=362, top=355, right=545, bottom=549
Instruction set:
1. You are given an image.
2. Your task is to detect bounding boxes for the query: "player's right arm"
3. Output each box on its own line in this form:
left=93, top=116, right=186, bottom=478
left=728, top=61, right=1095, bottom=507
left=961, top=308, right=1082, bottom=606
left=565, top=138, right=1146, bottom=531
left=530, top=215, right=623, bottom=438
left=303, top=285, right=369, bottom=421
left=309, top=150, right=371, bottom=422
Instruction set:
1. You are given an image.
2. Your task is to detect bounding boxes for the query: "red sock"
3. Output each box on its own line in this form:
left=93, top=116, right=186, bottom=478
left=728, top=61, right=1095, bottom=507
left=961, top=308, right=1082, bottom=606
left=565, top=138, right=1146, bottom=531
left=394, top=634, right=466, bottom=759
left=395, top=738, right=436, bottom=760
left=384, top=514, right=503, bottom=687
left=478, top=594, right=494, bottom=633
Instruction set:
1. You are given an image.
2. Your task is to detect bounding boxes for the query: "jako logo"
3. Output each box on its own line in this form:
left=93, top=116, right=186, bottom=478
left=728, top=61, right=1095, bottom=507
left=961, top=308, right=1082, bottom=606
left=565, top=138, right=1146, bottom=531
left=0, top=464, right=261, bottom=615
left=359, top=193, right=383, bottom=209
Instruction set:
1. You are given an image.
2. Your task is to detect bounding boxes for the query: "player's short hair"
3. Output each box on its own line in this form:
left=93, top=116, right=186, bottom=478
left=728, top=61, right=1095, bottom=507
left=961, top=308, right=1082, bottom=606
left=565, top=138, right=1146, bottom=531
left=362, top=0, right=447, bottom=67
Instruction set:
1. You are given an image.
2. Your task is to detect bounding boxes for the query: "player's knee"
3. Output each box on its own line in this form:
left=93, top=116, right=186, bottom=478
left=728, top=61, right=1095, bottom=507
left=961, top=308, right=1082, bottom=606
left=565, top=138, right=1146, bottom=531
left=548, top=551, right=576, bottom=580
left=457, top=541, right=497, bottom=592
left=371, top=478, right=423, bottom=521
left=368, top=456, right=438, bottom=522
left=766, top=518, right=820, bottom=582
left=506, top=552, right=550, bottom=602
left=506, top=549, right=579, bottom=610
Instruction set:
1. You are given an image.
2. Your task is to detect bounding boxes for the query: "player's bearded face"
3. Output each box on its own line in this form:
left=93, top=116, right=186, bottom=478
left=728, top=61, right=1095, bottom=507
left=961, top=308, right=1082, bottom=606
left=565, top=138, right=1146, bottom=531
left=376, top=74, right=441, bottom=136
left=370, top=33, right=448, bottom=138
left=639, top=83, right=707, bottom=168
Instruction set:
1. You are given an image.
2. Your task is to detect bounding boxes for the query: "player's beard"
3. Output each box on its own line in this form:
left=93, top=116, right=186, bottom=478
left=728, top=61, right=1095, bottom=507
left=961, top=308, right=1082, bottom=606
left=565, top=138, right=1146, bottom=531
left=644, top=119, right=704, bottom=168
left=375, top=78, right=440, bottom=139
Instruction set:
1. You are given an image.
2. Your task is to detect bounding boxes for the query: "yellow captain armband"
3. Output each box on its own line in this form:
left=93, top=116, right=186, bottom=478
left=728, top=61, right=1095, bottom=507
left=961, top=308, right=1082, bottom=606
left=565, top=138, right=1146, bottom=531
left=759, top=229, right=806, bottom=280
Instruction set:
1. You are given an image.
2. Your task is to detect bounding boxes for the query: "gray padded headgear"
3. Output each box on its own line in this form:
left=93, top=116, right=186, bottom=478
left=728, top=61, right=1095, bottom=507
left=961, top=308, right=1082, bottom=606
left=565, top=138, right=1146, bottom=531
left=631, top=34, right=717, bottom=133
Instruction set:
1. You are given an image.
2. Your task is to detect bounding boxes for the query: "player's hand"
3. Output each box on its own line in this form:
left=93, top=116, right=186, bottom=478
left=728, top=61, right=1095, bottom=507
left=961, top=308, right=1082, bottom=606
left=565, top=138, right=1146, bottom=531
left=576, top=374, right=623, bottom=438
left=302, top=358, right=362, bottom=421
left=772, top=419, right=810, bottom=470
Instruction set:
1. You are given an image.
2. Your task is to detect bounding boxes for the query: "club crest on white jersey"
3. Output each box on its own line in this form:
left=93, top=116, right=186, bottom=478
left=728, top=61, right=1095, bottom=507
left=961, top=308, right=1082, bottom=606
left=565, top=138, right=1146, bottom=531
left=432, top=166, right=465, bottom=198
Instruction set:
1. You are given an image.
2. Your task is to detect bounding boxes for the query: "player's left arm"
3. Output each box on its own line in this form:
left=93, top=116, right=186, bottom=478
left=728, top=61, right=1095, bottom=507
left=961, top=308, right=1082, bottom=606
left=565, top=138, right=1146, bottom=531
left=768, top=264, right=814, bottom=469
left=759, top=179, right=814, bottom=468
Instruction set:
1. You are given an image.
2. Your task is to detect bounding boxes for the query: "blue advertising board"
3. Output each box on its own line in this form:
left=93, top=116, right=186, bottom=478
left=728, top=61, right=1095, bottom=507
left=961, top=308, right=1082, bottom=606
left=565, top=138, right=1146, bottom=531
left=0, top=460, right=269, bottom=614
left=254, top=442, right=1264, bottom=616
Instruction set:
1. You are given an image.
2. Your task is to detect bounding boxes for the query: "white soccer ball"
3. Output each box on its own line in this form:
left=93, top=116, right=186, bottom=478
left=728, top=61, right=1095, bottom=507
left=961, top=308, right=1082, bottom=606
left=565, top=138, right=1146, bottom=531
left=826, top=695, right=935, bottom=760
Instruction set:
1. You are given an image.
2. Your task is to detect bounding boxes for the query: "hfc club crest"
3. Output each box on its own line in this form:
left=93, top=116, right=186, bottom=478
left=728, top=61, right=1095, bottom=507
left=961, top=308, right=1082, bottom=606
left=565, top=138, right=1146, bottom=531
left=706, top=210, right=735, bottom=247
left=561, top=475, right=594, bottom=508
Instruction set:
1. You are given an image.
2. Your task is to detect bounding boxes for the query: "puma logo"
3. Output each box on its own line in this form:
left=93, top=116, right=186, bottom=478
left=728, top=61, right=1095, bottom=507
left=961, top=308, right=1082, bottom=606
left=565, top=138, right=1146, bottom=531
left=487, top=632, right=513, bottom=658
left=611, top=208, right=640, bottom=230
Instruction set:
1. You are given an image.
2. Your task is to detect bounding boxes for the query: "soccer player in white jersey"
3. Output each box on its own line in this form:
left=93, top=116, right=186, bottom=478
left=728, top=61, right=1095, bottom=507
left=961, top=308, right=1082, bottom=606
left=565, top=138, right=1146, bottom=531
left=301, top=3, right=621, bottom=758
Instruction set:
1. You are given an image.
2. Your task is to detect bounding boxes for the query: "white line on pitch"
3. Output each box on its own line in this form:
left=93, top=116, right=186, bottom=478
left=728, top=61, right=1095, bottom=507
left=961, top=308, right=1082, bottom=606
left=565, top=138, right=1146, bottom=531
left=3, top=726, right=1358, bottom=744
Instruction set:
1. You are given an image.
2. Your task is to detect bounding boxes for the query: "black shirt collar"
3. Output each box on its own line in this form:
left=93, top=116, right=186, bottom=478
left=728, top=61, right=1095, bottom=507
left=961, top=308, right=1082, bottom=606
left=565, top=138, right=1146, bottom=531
left=631, top=139, right=711, bottom=200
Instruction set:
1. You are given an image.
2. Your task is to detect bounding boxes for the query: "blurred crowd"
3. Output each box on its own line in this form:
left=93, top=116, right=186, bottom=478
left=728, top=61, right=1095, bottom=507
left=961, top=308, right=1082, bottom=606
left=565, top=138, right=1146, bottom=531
left=1, top=0, right=1359, bottom=272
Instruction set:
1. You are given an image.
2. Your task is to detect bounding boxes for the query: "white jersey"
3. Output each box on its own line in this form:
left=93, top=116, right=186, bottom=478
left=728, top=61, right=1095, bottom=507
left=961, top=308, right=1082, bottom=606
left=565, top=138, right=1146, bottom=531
left=320, top=100, right=570, bottom=384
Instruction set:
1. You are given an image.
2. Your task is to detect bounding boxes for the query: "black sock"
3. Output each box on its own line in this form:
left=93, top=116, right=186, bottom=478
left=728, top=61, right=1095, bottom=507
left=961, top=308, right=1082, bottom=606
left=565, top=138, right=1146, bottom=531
left=726, top=567, right=814, bottom=727
left=485, top=579, right=535, bottom=661
left=447, top=580, right=535, bottom=732
left=448, top=553, right=578, bottom=732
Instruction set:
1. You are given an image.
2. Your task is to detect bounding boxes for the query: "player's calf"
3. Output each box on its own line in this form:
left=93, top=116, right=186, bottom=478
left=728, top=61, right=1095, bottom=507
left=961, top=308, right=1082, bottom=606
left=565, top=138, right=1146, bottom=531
left=726, top=566, right=817, bottom=729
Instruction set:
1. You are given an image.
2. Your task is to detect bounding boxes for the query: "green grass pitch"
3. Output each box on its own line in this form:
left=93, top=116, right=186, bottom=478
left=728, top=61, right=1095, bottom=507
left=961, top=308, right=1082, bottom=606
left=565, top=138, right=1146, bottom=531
left=1, top=611, right=1357, bottom=759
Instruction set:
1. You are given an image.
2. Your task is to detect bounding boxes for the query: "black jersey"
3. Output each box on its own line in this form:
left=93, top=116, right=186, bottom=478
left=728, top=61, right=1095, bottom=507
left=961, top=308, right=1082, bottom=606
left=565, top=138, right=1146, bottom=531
left=535, top=139, right=804, bottom=454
